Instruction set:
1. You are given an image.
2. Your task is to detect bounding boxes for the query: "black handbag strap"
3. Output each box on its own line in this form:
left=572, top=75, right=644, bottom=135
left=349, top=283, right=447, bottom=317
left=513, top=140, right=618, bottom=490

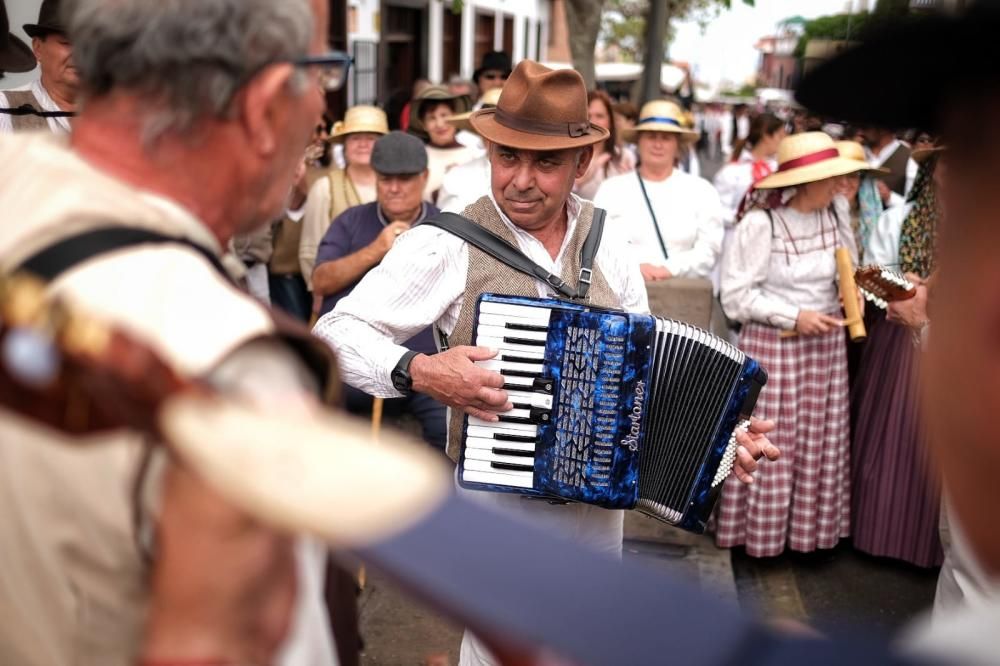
left=424, top=209, right=605, bottom=301
left=636, top=171, right=669, bottom=261
left=15, top=226, right=230, bottom=282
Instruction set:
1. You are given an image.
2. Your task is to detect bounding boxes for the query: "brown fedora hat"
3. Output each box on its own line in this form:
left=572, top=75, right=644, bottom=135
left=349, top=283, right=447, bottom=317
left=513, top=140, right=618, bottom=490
left=469, top=60, right=609, bottom=151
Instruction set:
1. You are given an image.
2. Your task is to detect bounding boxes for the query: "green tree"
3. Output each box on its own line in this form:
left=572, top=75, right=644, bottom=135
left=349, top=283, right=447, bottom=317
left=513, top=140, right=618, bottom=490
left=793, top=12, right=873, bottom=57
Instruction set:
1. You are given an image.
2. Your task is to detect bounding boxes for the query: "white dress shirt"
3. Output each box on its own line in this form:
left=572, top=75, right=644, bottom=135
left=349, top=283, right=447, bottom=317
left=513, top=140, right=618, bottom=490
left=437, top=154, right=491, bottom=213
left=866, top=139, right=904, bottom=168
left=867, top=202, right=912, bottom=268
left=593, top=168, right=724, bottom=279
left=314, top=193, right=649, bottom=398
left=0, top=79, right=72, bottom=134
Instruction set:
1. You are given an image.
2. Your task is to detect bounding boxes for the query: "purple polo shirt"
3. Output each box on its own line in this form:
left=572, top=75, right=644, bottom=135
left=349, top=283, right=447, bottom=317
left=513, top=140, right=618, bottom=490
left=316, top=201, right=439, bottom=355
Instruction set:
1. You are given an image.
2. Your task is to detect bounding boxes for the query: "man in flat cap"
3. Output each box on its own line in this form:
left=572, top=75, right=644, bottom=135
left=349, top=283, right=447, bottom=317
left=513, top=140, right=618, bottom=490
left=0, top=0, right=76, bottom=133
left=313, top=130, right=447, bottom=452
left=315, top=60, right=778, bottom=665
left=798, top=3, right=1000, bottom=662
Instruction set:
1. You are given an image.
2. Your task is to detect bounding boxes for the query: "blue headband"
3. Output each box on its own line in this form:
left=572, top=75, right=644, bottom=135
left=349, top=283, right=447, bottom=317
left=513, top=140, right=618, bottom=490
left=638, top=116, right=682, bottom=127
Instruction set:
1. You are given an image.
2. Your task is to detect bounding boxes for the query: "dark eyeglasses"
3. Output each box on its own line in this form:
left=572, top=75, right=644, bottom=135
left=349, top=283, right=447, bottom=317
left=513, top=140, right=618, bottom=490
left=289, top=51, right=353, bottom=91
left=479, top=71, right=507, bottom=81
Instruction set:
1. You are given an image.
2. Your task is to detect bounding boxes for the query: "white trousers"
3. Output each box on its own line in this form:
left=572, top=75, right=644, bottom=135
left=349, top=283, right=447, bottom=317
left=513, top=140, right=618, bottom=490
left=455, top=480, right=624, bottom=666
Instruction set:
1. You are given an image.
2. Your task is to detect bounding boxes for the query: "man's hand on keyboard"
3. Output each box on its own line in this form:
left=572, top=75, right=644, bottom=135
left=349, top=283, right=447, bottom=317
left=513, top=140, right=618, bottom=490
left=410, top=346, right=513, bottom=421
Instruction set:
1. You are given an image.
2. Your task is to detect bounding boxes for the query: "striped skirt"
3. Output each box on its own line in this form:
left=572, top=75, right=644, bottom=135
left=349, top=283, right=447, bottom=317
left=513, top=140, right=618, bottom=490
left=851, top=312, right=942, bottom=567
left=715, top=321, right=851, bottom=557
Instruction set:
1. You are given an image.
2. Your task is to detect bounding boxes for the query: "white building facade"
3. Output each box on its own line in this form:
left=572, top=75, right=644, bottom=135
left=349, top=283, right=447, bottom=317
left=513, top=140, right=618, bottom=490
left=346, top=0, right=553, bottom=107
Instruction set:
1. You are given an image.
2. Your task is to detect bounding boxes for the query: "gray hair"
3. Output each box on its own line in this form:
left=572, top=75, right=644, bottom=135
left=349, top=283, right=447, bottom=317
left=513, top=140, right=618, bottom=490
left=64, top=0, right=314, bottom=140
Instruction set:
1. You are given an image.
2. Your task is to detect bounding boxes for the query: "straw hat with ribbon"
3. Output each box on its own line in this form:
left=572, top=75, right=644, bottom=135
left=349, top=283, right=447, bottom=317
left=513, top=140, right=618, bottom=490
left=835, top=140, right=889, bottom=175
left=447, top=87, right=503, bottom=134
left=621, top=100, right=700, bottom=144
left=330, top=105, right=389, bottom=143
left=408, top=86, right=471, bottom=137
left=754, top=132, right=875, bottom=190
left=468, top=60, right=608, bottom=151
left=1, top=1, right=35, bottom=73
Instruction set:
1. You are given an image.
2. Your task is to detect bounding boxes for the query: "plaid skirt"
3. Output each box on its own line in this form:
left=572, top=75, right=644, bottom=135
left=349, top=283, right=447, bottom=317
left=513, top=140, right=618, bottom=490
left=715, top=321, right=851, bottom=557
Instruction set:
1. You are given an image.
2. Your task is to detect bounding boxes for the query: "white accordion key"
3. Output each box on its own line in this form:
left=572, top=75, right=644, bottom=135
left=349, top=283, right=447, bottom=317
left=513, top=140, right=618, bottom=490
left=712, top=419, right=751, bottom=488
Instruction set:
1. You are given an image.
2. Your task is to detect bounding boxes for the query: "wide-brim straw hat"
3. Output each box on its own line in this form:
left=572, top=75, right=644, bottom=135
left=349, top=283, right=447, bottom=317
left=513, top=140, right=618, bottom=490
left=621, top=100, right=700, bottom=144
left=468, top=60, right=608, bottom=151
left=409, top=86, right=471, bottom=136
left=835, top=140, right=889, bottom=175
left=447, top=87, right=503, bottom=134
left=330, top=105, right=389, bottom=143
left=755, top=132, right=874, bottom=190
left=1, top=2, right=35, bottom=73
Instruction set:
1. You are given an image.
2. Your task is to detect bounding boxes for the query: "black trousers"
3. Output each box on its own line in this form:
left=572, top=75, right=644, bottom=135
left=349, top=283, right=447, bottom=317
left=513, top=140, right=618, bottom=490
left=268, top=272, right=311, bottom=323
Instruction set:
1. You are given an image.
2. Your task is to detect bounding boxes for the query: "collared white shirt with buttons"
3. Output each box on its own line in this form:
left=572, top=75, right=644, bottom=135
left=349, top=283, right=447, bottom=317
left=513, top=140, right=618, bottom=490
left=313, top=192, right=650, bottom=398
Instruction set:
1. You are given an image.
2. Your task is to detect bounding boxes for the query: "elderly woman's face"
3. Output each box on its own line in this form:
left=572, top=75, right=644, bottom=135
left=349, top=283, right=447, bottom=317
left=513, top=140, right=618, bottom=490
left=797, top=176, right=841, bottom=211
left=422, top=102, right=457, bottom=148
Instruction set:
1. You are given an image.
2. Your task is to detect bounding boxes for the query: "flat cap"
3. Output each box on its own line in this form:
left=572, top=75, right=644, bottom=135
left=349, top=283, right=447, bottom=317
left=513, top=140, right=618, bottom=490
left=371, top=131, right=428, bottom=175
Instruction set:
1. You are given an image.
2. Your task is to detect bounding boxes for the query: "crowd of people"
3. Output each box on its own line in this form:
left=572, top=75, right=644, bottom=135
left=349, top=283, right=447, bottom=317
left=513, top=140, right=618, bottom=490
left=0, top=0, right=997, bottom=664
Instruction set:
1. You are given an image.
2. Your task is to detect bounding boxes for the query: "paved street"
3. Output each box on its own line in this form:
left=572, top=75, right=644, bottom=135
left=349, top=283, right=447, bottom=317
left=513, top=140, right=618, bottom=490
left=358, top=502, right=939, bottom=665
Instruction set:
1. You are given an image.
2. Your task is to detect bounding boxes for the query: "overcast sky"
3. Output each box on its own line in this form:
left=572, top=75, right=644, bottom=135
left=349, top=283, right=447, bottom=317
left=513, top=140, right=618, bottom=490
left=669, top=0, right=868, bottom=88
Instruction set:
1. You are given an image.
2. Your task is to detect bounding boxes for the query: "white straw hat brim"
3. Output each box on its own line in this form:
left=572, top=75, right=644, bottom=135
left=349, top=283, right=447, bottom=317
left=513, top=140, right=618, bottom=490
left=622, top=123, right=699, bottom=144
left=754, top=156, right=879, bottom=189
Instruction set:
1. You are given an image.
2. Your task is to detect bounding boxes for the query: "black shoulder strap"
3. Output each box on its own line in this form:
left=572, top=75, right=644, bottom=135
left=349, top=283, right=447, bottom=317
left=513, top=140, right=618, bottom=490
left=15, top=226, right=230, bottom=283
left=0, top=104, right=76, bottom=118
left=636, top=171, right=669, bottom=261
left=423, top=211, right=606, bottom=301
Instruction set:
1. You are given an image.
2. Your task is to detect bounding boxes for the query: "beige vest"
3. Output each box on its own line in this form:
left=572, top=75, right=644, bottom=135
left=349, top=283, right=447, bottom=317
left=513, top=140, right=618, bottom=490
left=4, top=89, right=49, bottom=133
left=0, top=133, right=339, bottom=666
left=444, top=196, right=620, bottom=461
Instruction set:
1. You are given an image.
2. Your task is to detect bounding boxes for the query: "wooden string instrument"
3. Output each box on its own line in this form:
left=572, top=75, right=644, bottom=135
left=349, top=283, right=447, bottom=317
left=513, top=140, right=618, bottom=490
left=854, top=265, right=917, bottom=310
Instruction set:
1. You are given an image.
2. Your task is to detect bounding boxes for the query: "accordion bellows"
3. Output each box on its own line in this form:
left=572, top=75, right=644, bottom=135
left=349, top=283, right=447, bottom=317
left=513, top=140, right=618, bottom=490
left=458, top=294, right=767, bottom=533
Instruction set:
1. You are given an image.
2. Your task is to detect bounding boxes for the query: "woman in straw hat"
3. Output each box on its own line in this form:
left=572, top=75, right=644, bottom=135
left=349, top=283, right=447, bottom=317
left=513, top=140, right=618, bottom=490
left=408, top=85, right=476, bottom=201
left=716, top=131, right=863, bottom=558
left=850, top=145, right=945, bottom=569
left=572, top=89, right=636, bottom=201
left=436, top=87, right=502, bottom=212
left=299, top=105, right=387, bottom=305
left=593, top=99, right=724, bottom=281
left=835, top=139, right=891, bottom=265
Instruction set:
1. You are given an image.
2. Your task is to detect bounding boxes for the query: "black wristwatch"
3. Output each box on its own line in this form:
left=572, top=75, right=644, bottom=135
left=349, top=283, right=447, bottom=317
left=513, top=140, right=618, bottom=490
left=391, top=350, right=421, bottom=394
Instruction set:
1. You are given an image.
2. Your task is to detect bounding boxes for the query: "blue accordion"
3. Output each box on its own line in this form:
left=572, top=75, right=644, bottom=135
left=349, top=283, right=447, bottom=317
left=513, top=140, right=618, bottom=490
left=457, top=294, right=767, bottom=533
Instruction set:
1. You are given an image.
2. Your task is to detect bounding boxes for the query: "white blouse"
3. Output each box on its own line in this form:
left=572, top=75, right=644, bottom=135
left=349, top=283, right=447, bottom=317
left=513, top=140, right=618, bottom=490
left=720, top=196, right=857, bottom=329
left=425, top=144, right=482, bottom=202
left=593, top=169, right=724, bottom=279
left=712, top=151, right=777, bottom=226
left=867, top=202, right=913, bottom=268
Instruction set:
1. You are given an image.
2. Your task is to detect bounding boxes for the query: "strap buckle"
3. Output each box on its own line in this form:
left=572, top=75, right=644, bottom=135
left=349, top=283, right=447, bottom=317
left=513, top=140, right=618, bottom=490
left=546, top=273, right=566, bottom=290
left=578, top=267, right=593, bottom=286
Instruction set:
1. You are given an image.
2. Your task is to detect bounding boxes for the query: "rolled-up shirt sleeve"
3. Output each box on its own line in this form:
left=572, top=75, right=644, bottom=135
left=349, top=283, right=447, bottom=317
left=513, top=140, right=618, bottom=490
left=312, top=226, right=464, bottom=397
left=720, top=210, right=799, bottom=329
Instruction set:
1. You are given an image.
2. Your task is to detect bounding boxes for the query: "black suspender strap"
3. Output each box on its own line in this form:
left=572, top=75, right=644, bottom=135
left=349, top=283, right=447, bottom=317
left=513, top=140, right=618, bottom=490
left=15, top=226, right=230, bottom=283
left=636, top=171, right=669, bottom=261
left=0, top=104, right=76, bottom=118
left=423, top=210, right=606, bottom=301
left=577, top=208, right=605, bottom=300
